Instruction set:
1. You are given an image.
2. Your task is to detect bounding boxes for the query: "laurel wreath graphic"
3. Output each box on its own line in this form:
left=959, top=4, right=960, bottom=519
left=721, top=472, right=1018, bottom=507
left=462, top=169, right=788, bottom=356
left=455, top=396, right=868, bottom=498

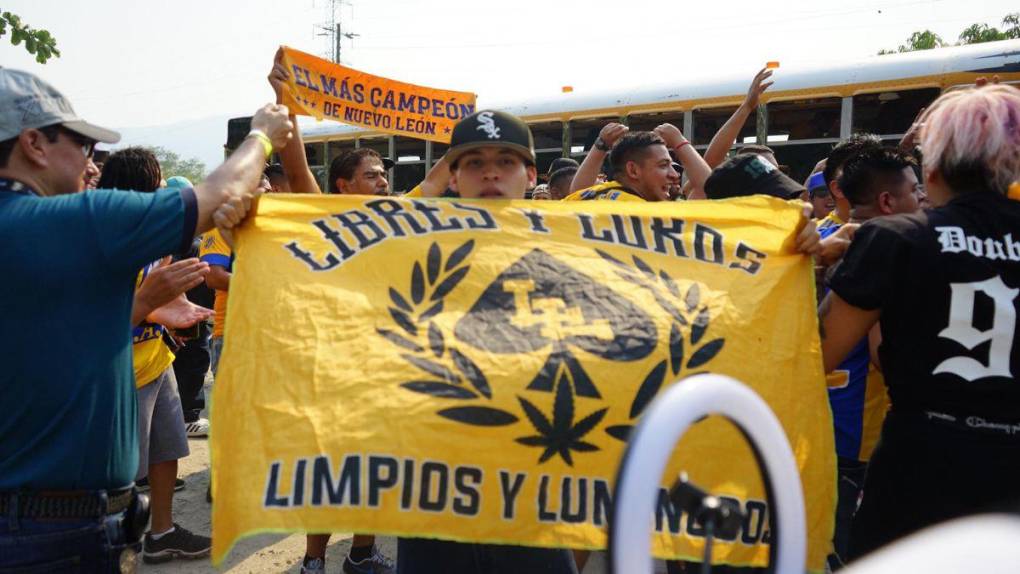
left=379, top=244, right=725, bottom=464
left=377, top=240, right=520, bottom=427
left=595, top=250, right=725, bottom=442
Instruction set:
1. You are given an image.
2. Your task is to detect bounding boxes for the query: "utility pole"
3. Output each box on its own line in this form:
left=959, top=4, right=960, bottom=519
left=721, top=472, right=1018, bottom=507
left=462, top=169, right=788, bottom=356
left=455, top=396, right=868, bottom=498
left=317, top=0, right=359, bottom=64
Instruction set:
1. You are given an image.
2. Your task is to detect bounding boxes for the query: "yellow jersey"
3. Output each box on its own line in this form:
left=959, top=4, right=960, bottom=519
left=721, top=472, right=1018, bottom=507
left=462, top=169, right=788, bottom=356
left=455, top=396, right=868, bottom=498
left=132, top=263, right=175, bottom=388
left=199, top=229, right=232, bottom=338
left=562, top=181, right=646, bottom=202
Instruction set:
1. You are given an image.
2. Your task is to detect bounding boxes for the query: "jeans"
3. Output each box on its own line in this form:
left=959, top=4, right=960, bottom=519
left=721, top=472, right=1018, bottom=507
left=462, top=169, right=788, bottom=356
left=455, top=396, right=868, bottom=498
left=172, top=321, right=211, bottom=423
left=210, top=335, right=224, bottom=377
left=829, top=457, right=867, bottom=570
left=0, top=510, right=139, bottom=573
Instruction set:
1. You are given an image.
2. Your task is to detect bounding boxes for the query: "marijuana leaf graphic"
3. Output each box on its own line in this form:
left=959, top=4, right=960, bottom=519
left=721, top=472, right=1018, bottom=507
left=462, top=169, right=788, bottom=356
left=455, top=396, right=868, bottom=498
left=516, top=370, right=607, bottom=465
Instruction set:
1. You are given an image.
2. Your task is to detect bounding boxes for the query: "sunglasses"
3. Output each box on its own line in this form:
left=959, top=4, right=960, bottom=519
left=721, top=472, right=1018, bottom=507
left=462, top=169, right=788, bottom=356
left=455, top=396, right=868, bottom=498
left=60, top=127, right=97, bottom=159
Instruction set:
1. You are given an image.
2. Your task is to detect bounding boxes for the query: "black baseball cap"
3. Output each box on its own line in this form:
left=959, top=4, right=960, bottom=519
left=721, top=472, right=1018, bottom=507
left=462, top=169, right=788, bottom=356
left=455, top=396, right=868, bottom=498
left=705, top=154, right=805, bottom=200
left=547, top=157, right=579, bottom=177
left=446, top=110, right=535, bottom=166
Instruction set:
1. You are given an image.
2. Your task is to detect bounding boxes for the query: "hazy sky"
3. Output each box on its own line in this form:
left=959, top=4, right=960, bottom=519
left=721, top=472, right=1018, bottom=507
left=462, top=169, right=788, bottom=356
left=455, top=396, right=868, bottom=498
left=2, top=0, right=1017, bottom=168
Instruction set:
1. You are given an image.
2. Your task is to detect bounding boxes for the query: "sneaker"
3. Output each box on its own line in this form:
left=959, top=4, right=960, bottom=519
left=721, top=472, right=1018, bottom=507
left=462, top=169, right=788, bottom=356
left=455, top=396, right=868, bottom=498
left=142, top=523, right=211, bottom=563
left=136, top=477, right=185, bottom=492
left=301, top=556, right=326, bottom=574
left=185, top=418, right=210, bottom=438
left=342, top=546, right=395, bottom=574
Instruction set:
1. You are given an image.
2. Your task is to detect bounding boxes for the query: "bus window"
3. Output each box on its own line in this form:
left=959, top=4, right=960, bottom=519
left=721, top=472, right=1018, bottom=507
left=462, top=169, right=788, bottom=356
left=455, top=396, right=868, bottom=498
left=852, top=88, right=940, bottom=136
left=771, top=143, right=833, bottom=186
left=431, top=142, right=449, bottom=166
left=359, top=136, right=390, bottom=160
left=395, top=136, right=426, bottom=163
left=767, top=98, right=841, bottom=142
left=569, top=117, right=616, bottom=159
left=328, top=140, right=356, bottom=164
left=311, top=166, right=328, bottom=194
left=304, top=143, right=324, bottom=168
left=530, top=121, right=563, bottom=154
left=627, top=110, right=686, bottom=137
left=394, top=164, right=426, bottom=195
left=691, top=107, right=754, bottom=146
left=536, top=151, right=564, bottom=178
left=393, top=136, right=427, bottom=194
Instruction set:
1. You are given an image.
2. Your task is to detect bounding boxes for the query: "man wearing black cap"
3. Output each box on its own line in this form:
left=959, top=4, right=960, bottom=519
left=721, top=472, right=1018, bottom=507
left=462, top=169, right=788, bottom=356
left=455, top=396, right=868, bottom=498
left=703, top=153, right=807, bottom=201
left=0, top=67, right=292, bottom=570
left=546, top=157, right=579, bottom=181
left=397, top=109, right=577, bottom=574
left=444, top=110, right=537, bottom=199
left=548, top=165, right=578, bottom=200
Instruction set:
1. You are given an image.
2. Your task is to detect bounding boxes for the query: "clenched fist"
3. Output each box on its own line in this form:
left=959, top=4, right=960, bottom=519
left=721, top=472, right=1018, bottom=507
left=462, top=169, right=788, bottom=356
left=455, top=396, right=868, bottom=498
left=251, top=103, right=294, bottom=150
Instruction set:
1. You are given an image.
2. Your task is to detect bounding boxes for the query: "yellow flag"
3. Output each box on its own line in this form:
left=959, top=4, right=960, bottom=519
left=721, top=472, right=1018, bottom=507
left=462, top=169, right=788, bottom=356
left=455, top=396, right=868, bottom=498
left=211, top=195, right=835, bottom=571
left=279, top=46, right=476, bottom=143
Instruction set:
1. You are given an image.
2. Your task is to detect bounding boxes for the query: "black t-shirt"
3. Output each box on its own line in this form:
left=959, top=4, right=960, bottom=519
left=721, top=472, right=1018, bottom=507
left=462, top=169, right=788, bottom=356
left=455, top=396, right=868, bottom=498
left=175, top=235, right=216, bottom=310
left=829, top=191, right=1020, bottom=419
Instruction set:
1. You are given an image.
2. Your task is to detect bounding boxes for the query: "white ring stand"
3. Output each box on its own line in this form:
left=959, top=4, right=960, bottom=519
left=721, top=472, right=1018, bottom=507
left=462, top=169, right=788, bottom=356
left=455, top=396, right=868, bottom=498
left=610, top=373, right=806, bottom=574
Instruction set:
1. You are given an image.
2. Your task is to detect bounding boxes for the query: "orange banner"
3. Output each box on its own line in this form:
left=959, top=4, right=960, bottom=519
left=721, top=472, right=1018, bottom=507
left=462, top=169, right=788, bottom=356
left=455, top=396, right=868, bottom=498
left=279, top=46, right=476, bottom=143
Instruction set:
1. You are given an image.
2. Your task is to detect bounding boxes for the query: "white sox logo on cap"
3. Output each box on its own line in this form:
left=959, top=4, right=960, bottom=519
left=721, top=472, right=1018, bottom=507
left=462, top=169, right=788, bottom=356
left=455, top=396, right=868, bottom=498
left=476, top=111, right=501, bottom=140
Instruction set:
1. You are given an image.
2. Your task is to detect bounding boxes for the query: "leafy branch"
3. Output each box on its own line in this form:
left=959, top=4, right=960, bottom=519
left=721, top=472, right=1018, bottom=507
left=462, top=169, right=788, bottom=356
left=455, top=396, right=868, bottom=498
left=1, top=12, right=60, bottom=64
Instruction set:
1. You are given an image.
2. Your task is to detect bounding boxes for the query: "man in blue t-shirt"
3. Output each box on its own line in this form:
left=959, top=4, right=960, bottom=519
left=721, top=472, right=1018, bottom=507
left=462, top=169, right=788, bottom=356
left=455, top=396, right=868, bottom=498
left=0, top=68, right=294, bottom=571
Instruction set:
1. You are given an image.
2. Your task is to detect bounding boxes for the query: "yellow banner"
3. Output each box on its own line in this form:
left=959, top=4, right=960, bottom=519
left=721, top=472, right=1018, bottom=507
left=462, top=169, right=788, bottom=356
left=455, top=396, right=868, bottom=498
left=279, top=46, right=476, bottom=143
left=211, top=195, right=835, bottom=571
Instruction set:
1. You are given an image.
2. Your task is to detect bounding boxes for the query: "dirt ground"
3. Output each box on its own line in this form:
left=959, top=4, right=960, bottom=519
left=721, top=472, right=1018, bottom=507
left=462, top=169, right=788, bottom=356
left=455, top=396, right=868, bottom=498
left=136, top=435, right=397, bottom=574
left=136, top=383, right=639, bottom=573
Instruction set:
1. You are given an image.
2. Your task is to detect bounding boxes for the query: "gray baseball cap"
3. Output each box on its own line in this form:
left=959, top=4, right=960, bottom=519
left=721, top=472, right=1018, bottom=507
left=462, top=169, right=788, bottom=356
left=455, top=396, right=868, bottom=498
left=0, top=68, right=120, bottom=144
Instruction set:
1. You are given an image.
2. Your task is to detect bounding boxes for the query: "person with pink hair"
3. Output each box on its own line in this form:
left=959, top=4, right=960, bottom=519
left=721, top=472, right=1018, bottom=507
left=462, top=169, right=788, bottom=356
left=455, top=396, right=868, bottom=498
left=817, top=84, right=1020, bottom=561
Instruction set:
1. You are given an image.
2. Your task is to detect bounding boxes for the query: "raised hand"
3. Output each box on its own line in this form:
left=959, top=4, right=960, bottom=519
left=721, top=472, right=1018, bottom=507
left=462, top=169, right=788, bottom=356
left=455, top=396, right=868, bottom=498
left=251, top=103, right=294, bottom=150
left=595, top=122, right=629, bottom=150
left=652, top=123, right=687, bottom=149
left=742, top=67, right=774, bottom=111
left=268, top=47, right=290, bottom=102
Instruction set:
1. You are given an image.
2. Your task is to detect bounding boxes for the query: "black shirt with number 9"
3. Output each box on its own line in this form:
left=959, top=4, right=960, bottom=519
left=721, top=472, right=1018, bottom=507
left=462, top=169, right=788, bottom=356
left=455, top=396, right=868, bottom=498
left=829, top=191, right=1020, bottom=420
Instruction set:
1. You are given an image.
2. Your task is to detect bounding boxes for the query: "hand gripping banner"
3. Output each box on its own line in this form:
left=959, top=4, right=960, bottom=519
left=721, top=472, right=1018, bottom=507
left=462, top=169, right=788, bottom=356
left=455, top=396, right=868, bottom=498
left=210, top=195, right=835, bottom=571
left=279, top=46, right=476, bottom=143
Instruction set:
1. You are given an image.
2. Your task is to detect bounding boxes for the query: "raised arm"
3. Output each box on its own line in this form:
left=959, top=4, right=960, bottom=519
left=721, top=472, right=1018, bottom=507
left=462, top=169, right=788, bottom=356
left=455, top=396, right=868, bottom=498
left=269, top=48, right=322, bottom=195
left=569, top=122, right=628, bottom=193
left=703, top=68, right=773, bottom=168
left=653, top=123, right=711, bottom=197
left=193, top=103, right=292, bottom=235
left=411, top=154, right=451, bottom=197
left=819, top=292, right=881, bottom=373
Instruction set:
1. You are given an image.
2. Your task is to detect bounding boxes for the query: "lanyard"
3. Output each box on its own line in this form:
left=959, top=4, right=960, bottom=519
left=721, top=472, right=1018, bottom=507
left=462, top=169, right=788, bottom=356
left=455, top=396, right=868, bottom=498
left=0, top=178, right=40, bottom=196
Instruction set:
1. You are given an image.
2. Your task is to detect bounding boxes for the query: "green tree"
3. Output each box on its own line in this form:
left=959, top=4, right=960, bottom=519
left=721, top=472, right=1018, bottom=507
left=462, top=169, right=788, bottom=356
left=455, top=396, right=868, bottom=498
left=0, top=11, right=60, bottom=63
left=958, top=23, right=1007, bottom=44
left=1004, top=13, right=1020, bottom=39
left=151, top=146, right=207, bottom=184
left=900, top=30, right=946, bottom=52
left=879, top=30, right=946, bottom=55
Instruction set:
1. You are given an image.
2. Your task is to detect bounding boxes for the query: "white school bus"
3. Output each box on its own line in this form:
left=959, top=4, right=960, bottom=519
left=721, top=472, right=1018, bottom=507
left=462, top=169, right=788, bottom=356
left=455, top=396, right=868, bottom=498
left=228, top=40, right=1020, bottom=192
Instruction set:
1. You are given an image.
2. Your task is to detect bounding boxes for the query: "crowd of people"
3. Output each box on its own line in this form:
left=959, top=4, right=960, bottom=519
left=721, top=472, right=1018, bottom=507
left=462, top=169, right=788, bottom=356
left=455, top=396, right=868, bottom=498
left=1, top=48, right=1019, bottom=574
